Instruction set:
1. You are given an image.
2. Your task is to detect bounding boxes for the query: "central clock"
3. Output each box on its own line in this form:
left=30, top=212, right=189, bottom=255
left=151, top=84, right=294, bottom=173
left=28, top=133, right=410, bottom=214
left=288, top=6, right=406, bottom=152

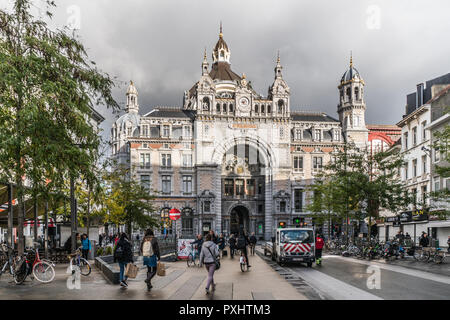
left=238, top=97, right=250, bottom=111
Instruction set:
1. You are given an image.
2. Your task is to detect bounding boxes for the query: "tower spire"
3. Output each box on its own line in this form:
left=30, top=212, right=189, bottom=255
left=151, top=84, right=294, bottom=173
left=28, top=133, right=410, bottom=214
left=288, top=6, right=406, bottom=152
left=350, top=51, right=353, bottom=68
left=219, top=21, right=223, bottom=38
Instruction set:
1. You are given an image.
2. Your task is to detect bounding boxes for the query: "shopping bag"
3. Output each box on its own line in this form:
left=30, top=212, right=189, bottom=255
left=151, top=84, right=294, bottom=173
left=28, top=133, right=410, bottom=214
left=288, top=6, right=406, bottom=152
left=157, top=261, right=166, bottom=277
left=125, top=263, right=138, bottom=279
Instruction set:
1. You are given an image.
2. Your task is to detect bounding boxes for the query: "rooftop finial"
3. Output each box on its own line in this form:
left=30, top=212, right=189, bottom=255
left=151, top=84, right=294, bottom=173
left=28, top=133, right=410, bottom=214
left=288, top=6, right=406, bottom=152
left=350, top=51, right=353, bottom=67
left=277, top=50, right=281, bottom=64
left=219, top=21, right=223, bottom=38
left=203, top=47, right=207, bottom=61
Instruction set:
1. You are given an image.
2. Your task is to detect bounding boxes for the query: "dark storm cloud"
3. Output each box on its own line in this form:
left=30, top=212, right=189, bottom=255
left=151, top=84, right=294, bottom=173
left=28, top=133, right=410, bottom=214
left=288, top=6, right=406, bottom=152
left=4, top=0, right=450, bottom=140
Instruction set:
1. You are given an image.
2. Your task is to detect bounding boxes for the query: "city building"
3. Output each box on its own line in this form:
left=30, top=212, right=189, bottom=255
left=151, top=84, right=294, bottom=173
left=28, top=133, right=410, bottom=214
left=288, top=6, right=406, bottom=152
left=111, top=28, right=397, bottom=240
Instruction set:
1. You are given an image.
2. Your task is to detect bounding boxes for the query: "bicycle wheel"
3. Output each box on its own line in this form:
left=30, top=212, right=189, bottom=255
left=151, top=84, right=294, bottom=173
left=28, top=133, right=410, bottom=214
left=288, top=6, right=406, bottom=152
left=78, top=258, right=91, bottom=276
left=33, top=261, right=55, bottom=283
left=13, top=258, right=28, bottom=285
left=419, top=251, right=430, bottom=262
left=433, top=254, right=444, bottom=264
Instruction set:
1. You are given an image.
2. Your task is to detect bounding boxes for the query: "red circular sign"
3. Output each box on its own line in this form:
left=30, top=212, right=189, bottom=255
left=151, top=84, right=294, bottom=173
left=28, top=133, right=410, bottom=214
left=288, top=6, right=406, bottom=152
left=169, top=208, right=181, bottom=221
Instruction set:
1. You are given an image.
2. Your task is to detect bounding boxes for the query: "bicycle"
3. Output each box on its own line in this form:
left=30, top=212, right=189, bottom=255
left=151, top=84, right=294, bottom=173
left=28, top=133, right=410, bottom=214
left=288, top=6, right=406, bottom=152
left=28, top=247, right=56, bottom=283
left=0, top=244, right=17, bottom=278
left=187, top=245, right=200, bottom=267
left=69, top=249, right=91, bottom=276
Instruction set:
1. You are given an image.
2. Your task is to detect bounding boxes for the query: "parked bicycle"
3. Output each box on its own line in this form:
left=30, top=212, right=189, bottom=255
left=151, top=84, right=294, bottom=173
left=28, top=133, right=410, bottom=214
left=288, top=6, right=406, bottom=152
left=187, top=244, right=200, bottom=267
left=69, top=249, right=91, bottom=276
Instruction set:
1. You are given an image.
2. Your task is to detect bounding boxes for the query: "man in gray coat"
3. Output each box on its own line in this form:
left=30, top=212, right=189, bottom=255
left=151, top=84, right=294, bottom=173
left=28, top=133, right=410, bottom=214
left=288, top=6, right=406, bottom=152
left=200, top=233, right=220, bottom=294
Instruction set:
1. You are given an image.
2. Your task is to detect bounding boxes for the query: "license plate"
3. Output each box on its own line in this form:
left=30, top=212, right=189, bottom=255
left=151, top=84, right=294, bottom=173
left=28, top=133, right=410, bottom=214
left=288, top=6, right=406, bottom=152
left=292, top=258, right=303, bottom=261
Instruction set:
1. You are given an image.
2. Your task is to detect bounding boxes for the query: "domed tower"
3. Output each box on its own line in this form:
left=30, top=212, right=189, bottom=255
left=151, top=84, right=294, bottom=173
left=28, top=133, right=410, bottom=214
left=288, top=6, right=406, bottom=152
left=126, top=80, right=139, bottom=113
left=212, top=23, right=231, bottom=64
left=337, top=54, right=368, bottom=146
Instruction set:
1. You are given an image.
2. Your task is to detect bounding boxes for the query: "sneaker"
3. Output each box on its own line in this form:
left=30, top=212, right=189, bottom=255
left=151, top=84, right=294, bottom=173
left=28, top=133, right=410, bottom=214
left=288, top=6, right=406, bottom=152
left=205, top=288, right=210, bottom=295
left=122, top=280, right=128, bottom=287
left=147, top=283, right=153, bottom=291
left=120, top=281, right=126, bottom=287
left=212, top=284, right=216, bottom=291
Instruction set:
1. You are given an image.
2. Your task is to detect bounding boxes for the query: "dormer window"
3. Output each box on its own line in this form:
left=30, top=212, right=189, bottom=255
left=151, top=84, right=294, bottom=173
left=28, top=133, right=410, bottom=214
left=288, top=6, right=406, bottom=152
left=314, top=129, right=321, bottom=141
left=355, top=87, right=360, bottom=100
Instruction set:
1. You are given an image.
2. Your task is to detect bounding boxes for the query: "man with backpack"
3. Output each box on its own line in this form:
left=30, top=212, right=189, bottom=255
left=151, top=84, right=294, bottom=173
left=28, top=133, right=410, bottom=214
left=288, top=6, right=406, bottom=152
left=249, top=232, right=257, bottom=255
left=236, top=230, right=251, bottom=268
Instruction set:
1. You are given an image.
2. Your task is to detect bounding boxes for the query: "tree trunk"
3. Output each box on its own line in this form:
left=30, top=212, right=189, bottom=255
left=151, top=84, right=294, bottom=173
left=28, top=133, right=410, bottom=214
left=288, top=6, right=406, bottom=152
left=86, top=187, right=90, bottom=239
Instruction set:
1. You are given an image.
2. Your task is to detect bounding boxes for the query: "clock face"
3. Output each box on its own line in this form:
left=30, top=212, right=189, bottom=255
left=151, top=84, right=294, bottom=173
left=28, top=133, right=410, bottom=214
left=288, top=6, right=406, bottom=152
left=238, top=97, right=250, bottom=111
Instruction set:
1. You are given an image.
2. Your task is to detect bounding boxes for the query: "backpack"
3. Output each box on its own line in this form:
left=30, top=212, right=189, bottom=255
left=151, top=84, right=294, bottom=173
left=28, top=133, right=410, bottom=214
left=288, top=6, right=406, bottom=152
left=237, top=235, right=246, bottom=249
left=142, top=239, right=154, bottom=257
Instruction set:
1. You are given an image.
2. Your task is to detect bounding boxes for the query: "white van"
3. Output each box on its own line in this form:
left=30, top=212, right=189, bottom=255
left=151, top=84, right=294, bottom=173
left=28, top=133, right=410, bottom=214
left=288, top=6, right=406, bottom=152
left=272, top=227, right=315, bottom=267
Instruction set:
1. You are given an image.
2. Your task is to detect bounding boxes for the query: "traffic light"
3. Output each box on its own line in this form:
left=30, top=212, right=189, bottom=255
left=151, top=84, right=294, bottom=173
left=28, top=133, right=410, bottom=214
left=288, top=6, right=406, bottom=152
left=293, top=217, right=301, bottom=225
left=278, top=222, right=286, bottom=228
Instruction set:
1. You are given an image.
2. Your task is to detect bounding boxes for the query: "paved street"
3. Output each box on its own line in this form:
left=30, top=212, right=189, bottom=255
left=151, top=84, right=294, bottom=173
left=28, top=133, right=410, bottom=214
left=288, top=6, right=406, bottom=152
left=0, top=249, right=306, bottom=300
left=257, top=248, right=450, bottom=300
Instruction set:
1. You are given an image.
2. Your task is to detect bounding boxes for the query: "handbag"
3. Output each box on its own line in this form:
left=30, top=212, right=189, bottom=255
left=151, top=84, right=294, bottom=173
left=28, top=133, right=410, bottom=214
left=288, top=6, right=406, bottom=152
left=125, top=263, right=138, bottom=279
left=206, top=245, right=220, bottom=271
left=157, top=261, right=166, bottom=277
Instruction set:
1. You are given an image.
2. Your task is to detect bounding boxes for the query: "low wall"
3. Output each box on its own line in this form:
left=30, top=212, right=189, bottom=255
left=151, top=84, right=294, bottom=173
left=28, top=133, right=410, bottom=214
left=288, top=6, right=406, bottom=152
left=95, top=255, right=119, bottom=284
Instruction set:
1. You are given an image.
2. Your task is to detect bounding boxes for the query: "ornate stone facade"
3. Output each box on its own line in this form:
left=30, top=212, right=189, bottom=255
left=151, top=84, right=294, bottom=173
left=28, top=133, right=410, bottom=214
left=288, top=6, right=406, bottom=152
left=110, top=29, right=375, bottom=240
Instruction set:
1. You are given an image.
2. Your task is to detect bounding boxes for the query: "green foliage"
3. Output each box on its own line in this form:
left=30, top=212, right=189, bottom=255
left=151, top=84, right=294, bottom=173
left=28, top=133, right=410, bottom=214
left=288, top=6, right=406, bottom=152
left=0, top=0, right=118, bottom=253
left=104, top=246, right=112, bottom=256
left=96, top=247, right=104, bottom=257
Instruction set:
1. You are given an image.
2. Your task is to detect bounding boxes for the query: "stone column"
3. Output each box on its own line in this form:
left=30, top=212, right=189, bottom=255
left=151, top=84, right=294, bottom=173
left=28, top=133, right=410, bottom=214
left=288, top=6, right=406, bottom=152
left=264, top=173, right=273, bottom=241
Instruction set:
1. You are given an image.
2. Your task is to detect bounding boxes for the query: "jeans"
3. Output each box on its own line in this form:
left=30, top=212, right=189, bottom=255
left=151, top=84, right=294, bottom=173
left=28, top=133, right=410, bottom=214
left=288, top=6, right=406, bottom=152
left=205, top=263, right=216, bottom=290
left=146, top=266, right=156, bottom=285
left=119, top=262, right=128, bottom=282
left=81, top=249, right=89, bottom=260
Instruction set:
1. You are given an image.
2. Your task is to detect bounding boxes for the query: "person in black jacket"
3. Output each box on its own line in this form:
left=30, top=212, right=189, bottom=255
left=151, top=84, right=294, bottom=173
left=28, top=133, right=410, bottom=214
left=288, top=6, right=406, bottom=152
left=249, top=232, right=257, bottom=255
left=237, top=230, right=251, bottom=268
left=228, top=234, right=236, bottom=259
left=419, top=232, right=429, bottom=248
left=114, top=232, right=134, bottom=288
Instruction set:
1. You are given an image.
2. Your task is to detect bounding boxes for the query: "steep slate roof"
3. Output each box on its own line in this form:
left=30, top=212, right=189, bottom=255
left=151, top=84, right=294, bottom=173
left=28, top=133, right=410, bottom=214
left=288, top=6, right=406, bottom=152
left=209, top=62, right=242, bottom=81
left=144, top=107, right=196, bottom=119
left=291, top=111, right=340, bottom=122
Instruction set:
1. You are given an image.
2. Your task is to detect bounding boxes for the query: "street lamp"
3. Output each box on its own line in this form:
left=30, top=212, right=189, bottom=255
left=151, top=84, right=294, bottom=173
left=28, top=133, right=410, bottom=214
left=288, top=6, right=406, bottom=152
left=421, top=146, right=431, bottom=157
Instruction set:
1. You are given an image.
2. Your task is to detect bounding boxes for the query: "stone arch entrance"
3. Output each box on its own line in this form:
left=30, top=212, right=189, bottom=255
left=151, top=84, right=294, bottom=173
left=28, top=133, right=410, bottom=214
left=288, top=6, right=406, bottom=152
left=230, top=205, right=249, bottom=235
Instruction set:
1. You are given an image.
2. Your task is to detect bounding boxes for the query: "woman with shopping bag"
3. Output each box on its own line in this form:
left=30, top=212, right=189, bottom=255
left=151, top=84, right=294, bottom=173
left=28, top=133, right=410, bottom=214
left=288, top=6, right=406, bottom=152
left=140, top=229, right=160, bottom=291
left=113, top=232, right=134, bottom=288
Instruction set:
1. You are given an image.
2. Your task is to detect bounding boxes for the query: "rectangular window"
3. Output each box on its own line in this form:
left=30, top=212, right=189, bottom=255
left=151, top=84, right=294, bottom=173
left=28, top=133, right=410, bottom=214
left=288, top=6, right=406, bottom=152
left=413, top=127, right=417, bottom=146
left=162, top=125, right=170, bottom=137
left=140, top=154, right=150, bottom=169
left=224, top=179, right=234, bottom=196
left=235, top=180, right=244, bottom=196
left=182, top=176, right=192, bottom=194
left=404, top=132, right=408, bottom=150
left=294, top=189, right=303, bottom=212
left=140, top=175, right=150, bottom=190
left=405, top=164, right=408, bottom=180
left=334, top=130, right=340, bottom=141
left=422, top=155, right=427, bottom=175
left=162, top=176, right=171, bottom=194
left=411, top=188, right=417, bottom=206
left=183, top=126, right=191, bottom=138
left=422, top=121, right=427, bottom=141
left=142, top=125, right=149, bottom=137
left=127, top=127, right=132, bottom=136
left=161, top=154, right=171, bottom=168
left=434, top=177, right=440, bottom=192
left=293, top=156, right=304, bottom=171
left=421, top=185, right=427, bottom=204
left=258, top=181, right=263, bottom=195
left=279, top=201, right=286, bottom=213
left=182, top=154, right=192, bottom=167
left=315, top=129, right=321, bottom=141
left=435, top=147, right=440, bottom=162
left=295, top=129, right=302, bottom=140
left=413, top=159, right=417, bottom=177
left=246, top=179, right=255, bottom=196
left=313, top=157, right=323, bottom=171
left=203, top=201, right=211, bottom=213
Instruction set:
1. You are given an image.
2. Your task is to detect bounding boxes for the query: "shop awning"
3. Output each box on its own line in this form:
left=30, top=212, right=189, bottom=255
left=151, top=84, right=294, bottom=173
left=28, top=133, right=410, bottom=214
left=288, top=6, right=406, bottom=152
left=427, top=221, right=450, bottom=228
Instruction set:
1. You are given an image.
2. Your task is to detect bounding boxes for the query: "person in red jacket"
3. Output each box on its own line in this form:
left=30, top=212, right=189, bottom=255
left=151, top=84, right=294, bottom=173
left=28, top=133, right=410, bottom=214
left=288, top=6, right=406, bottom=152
left=315, top=235, right=325, bottom=265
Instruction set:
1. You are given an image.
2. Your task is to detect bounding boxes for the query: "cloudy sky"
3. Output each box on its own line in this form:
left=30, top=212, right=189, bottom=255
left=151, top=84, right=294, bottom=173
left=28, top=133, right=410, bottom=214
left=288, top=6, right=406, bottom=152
left=3, top=0, right=450, bottom=140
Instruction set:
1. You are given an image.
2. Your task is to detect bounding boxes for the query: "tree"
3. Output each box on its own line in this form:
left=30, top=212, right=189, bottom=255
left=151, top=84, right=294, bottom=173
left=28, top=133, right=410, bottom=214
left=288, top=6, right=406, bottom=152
left=103, top=162, right=160, bottom=234
left=309, top=142, right=412, bottom=241
left=0, top=0, right=118, bottom=254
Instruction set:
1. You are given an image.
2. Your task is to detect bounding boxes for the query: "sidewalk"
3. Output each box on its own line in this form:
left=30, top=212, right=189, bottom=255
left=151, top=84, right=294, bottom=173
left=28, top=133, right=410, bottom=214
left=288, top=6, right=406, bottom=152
left=0, top=247, right=307, bottom=300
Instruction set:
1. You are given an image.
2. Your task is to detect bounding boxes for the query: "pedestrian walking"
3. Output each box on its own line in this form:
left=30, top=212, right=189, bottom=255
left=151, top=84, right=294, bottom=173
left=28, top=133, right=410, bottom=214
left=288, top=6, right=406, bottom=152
left=315, top=234, right=324, bottom=265
left=140, top=229, right=160, bottom=291
left=200, top=233, right=219, bottom=295
left=249, top=232, right=257, bottom=255
left=99, top=233, right=103, bottom=247
left=81, top=234, right=91, bottom=260
left=236, top=230, right=251, bottom=268
left=229, top=234, right=236, bottom=259
left=419, top=232, right=429, bottom=248
left=217, top=234, right=225, bottom=258
left=191, top=234, right=204, bottom=266
left=114, top=233, right=134, bottom=288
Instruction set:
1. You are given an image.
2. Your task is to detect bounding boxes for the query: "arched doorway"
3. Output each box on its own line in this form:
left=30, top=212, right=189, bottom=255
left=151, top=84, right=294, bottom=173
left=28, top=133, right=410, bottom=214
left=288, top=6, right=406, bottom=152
left=230, top=206, right=249, bottom=235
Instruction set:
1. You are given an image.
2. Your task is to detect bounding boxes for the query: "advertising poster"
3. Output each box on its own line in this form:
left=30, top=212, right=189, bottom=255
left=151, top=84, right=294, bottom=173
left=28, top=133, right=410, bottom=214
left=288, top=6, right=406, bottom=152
left=177, top=239, right=195, bottom=260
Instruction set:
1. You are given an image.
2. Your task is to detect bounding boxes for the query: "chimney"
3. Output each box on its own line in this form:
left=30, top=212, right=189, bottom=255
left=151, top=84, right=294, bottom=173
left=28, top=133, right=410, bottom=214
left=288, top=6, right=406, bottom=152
left=416, top=83, right=424, bottom=108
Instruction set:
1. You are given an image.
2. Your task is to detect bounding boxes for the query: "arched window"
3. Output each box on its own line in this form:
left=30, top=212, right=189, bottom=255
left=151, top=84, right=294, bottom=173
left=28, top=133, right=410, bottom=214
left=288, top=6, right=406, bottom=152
left=261, top=105, right=265, bottom=113
left=267, top=105, right=271, bottom=113
left=278, top=99, right=284, bottom=113
left=229, top=104, right=234, bottom=112
left=346, top=87, right=351, bottom=98
left=355, top=87, right=360, bottom=100
left=202, top=97, right=210, bottom=111
left=223, top=103, right=227, bottom=113
left=255, top=104, right=259, bottom=113
left=216, top=103, right=220, bottom=113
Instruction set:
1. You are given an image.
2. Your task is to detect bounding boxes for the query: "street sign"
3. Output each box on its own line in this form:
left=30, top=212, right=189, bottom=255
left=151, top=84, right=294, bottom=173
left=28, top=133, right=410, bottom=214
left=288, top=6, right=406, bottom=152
left=169, top=208, right=181, bottom=221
